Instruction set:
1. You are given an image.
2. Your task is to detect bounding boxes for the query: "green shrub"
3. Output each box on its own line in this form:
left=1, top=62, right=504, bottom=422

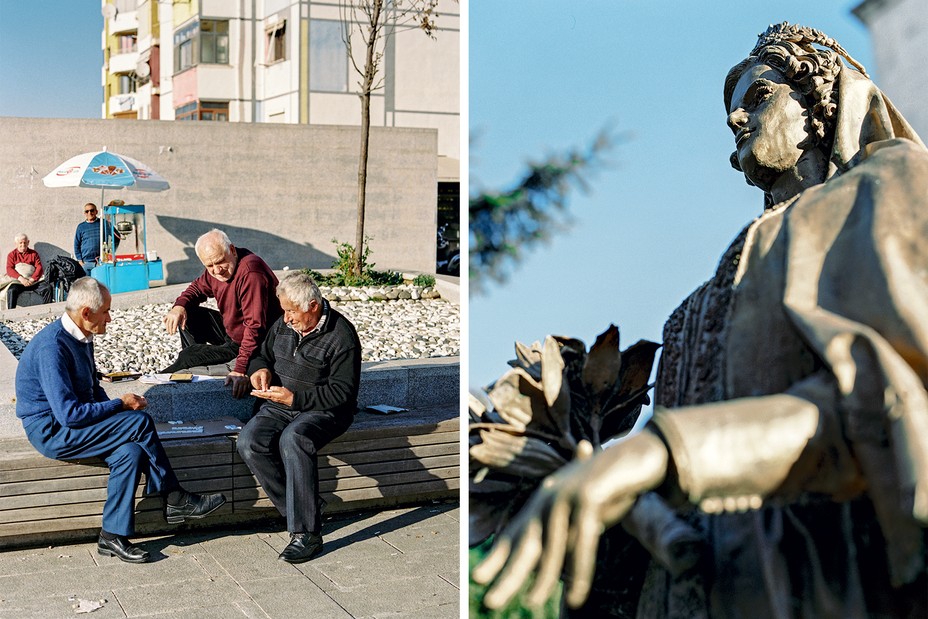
left=304, top=239, right=401, bottom=287
left=413, top=274, right=436, bottom=287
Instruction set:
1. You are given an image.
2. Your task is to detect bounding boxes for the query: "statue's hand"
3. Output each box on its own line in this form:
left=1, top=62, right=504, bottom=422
left=472, top=429, right=669, bottom=610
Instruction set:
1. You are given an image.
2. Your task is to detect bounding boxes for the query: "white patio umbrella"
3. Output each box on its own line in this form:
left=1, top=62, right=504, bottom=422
left=43, top=148, right=170, bottom=267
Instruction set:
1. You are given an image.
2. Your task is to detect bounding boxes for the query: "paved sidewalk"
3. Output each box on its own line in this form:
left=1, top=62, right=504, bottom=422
left=0, top=503, right=460, bottom=618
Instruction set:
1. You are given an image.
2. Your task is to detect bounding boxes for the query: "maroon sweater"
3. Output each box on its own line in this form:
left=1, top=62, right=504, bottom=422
left=173, top=248, right=282, bottom=374
left=6, top=248, right=43, bottom=281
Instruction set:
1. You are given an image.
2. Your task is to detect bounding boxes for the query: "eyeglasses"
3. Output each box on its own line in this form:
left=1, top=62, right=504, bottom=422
left=84, top=209, right=96, bottom=213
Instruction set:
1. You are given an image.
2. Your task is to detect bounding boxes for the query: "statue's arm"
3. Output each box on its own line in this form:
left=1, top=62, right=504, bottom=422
left=473, top=370, right=860, bottom=611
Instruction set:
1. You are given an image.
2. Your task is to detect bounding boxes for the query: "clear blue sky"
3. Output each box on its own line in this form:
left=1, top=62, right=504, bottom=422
left=469, top=2, right=877, bottom=391
left=0, top=1, right=102, bottom=118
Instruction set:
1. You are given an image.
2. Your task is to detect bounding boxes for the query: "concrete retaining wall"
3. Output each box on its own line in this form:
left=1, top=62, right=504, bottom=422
left=0, top=117, right=438, bottom=282
left=0, top=349, right=458, bottom=440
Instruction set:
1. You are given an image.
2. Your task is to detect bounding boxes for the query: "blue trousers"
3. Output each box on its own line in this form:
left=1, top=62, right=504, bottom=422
left=237, top=406, right=350, bottom=534
left=24, top=410, right=179, bottom=536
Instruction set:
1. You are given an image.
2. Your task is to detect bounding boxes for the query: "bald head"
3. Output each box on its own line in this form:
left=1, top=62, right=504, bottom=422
left=195, top=229, right=238, bottom=282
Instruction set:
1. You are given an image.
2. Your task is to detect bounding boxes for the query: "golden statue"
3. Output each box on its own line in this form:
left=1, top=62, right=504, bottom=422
left=472, top=22, right=928, bottom=618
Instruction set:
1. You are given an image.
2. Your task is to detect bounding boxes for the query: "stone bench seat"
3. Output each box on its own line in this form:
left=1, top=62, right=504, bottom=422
left=0, top=405, right=459, bottom=550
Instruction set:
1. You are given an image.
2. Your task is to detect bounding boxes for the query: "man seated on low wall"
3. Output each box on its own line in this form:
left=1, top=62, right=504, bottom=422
left=15, top=277, right=226, bottom=564
left=237, top=271, right=361, bottom=563
left=161, top=229, right=282, bottom=399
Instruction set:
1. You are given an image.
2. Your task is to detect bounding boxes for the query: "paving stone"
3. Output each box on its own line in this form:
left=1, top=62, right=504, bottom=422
left=0, top=591, right=126, bottom=618
left=0, top=503, right=460, bottom=618
left=238, top=576, right=351, bottom=619
left=110, top=576, right=256, bottom=617
left=379, top=519, right=458, bottom=553
left=323, top=574, right=458, bottom=618
left=0, top=545, right=98, bottom=573
left=304, top=548, right=457, bottom=593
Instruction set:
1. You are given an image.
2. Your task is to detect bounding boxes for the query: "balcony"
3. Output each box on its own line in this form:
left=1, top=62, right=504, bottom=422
left=109, top=93, right=137, bottom=114
left=109, top=51, right=139, bottom=75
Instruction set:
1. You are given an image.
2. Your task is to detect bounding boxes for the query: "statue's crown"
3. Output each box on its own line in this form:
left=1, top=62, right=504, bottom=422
left=751, top=21, right=868, bottom=77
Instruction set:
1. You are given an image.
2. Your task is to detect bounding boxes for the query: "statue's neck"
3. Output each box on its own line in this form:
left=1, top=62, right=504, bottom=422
left=768, top=147, right=829, bottom=204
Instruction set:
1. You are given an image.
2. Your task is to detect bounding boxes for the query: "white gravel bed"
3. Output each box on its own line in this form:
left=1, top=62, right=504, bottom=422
left=0, top=295, right=459, bottom=374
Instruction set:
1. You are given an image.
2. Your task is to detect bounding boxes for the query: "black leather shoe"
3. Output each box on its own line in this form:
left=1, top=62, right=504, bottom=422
left=97, top=534, right=150, bottom=563
left=165, top=491, right=226, bottom=524
left=279, top=532, right=323, bottom=563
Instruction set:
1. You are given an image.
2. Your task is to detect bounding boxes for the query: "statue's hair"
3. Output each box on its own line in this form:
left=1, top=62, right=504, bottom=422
left=65, top=277, right=108, bottom=312
left=277, top=271, right=322, bottom=312
left=724, top=22, right=867, bottom=150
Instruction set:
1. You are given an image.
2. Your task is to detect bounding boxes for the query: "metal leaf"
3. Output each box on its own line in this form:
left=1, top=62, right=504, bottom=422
left=508, top=340, right=544, bottom=381
left=470, top=428, right=567, bottom=478
left=553, top=335, right=587, bottom=361
left=468, top=391, right=487, bottom=422
left=540, top=335, right=574, bottom=444
left=486, top=367, right=545, bottom=431
left=541, top=336, right=565, bottom=408
left=582, top=324, right=622, bottom=398
left=612, top=340, right=662, bottom=402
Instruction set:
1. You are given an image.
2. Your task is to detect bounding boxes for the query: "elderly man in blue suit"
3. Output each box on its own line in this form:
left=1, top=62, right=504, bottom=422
left=15, top=277, right=226, bottom=563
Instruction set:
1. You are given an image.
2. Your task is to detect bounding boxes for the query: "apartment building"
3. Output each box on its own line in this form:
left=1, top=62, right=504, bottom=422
left=101, top=0, right=460, bottom=185
left=853, top=0, right=928, bottom=138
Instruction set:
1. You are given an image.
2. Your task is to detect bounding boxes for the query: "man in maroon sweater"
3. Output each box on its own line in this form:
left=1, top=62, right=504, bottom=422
left=161, top=229, right=282, bottom=397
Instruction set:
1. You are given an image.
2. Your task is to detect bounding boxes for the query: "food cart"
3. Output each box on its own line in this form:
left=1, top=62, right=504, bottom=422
left=90, top=204, right=163, bottom=293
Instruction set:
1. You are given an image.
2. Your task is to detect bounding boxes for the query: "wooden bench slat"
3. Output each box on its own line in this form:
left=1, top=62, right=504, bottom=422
left=0, top=407, right=459, bottom=547
left=236, top=477, right=460, bottom=510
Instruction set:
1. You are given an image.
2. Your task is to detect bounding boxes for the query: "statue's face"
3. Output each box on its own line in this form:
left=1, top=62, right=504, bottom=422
left=727, top=62, right=811, bottom=191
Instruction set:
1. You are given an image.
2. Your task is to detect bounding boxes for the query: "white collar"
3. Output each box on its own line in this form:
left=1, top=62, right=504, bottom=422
left=62, top=313, right=92, bottom=343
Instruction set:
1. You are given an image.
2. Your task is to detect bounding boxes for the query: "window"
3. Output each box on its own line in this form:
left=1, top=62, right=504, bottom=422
left=117, top=73, right=136, bottom=95
left=174, top=20, right=229, bottom=73
left=309, top=20, right=348, bottom=92
left=117, top=34, right=137, bottom=54
left=175, top=100, right=229, bottom=121
left=174, top=22, right=197, bottom=72
left=200, top=20, right=229, bottom=65
left=265, top=21, right=287, bottom=64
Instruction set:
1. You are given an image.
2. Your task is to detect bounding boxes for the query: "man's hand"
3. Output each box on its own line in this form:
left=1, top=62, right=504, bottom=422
left=250, top=369, right=272, bottom=391
left=17, top=276, right=33, bottom=287
left=163, top=306, right=187, bottom=335
left=250, top=385, right=294, bottom=408
left=225, top=372, right=251, bottom=399
left=120, top=393, right=148, bottom=411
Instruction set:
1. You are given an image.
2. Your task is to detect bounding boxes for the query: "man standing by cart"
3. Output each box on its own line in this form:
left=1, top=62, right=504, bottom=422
left=73, top=203, right=119, bottom=273
left=161, top=229, right=281, bottom=398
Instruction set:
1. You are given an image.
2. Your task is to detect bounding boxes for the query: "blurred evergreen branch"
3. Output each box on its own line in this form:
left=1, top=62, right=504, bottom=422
left=469, top=130, right=616, bottom=294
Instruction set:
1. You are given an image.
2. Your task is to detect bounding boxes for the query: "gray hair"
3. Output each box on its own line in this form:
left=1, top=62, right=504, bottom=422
left=277, top=272, right=322, bottom=311
left=14, top=233, right=27, bottom=243
left=65, top=277, right=108, bottom=312
left=195, top=229, right=232, bottom=258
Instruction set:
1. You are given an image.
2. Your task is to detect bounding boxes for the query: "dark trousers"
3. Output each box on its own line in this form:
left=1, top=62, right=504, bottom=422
left=161, top=306, right=239, bottom=372
left=24, top=410, right=180, bottom=536
left=237, top=405, right=351, bottom=534
left=6, top=283, right=32, bottom=309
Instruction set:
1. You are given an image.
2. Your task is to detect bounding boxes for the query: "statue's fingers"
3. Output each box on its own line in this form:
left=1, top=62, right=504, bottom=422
left=564, top=496, right=637, bottom=608
left=601, top=495, right=637, bottom=529
left=565, top=506, right=604, bottom=608
left=483, top=518, right=544, bottom=609
left=526, top=497, right=570, bottom=607
left=471, top=535, right=512, bottom=585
